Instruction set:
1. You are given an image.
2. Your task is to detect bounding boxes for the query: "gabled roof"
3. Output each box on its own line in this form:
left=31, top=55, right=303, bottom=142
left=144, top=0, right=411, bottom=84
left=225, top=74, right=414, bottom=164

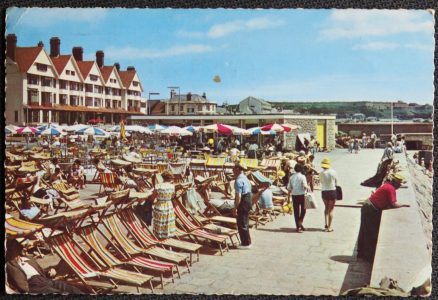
left=14, top=47, right=44, bottom=73
left=118, top=70, right=136, bottom=88
left=76, top=61, right=95, bottom=78
left=51, top=55, right=71, bottom=74
left=100, top=66, right=114, bottom=82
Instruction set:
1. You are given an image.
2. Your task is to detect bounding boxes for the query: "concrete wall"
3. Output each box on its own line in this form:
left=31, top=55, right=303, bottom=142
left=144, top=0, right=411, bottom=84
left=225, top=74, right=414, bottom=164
left=5, top=64, right=24, bottom=125
left=338, top=122, right=432, bottom=136
left=370, top=153, right=431, bottom=291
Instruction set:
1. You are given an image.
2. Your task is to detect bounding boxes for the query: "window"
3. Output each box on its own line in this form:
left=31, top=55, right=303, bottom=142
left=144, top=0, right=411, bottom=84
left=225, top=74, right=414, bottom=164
left=90, top=75, right=98, bottom=81
left=66, top=70, right=70, bottom=75
left=36, top=63, right=47, bottom=72
left=70, top=82, right=78, bottom=91
left=27, top=90, right=39, bottom=104
left=133, top=81, right=139, bottom=87
left=59, top=80, right=67, bottom=90
left=14, top=111, right=18, bottom=122
left=71, top=71, right=75, bottom=76
left=41, top=77, right=52, bottom=87
left=27, top=74, right=38, bottom=85
left=171, top=105, right=175, bottom=112
left=105, top=87, right=111, bottom=94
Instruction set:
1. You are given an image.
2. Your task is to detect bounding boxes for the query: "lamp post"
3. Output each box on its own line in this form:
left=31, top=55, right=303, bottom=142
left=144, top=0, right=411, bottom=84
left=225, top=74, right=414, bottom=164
left=148, top=92, right=160, bottom=116
left=168, top=86, right=180, bottom=114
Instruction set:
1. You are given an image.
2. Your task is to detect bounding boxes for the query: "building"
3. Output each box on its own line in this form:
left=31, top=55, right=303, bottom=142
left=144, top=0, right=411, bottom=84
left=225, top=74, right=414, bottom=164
left=238, top=96, right=272, bottom=114
left=5, top=34, right=146, bottom=125
left=163, top=91, right=217, bottom=115
left=128, top=113, right=337, bottom=151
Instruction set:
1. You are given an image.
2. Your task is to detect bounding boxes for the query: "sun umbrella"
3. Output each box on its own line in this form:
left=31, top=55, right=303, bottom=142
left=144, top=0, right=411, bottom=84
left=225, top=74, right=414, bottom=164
left=261, top=123, right=301, bottom=133
left=202, top=123, right=235, bottom=135
left=37, top=124, right=64, bottom=132
left=183, top=125, right=201, bottom=133
left=5, top=127, right=15, bottom=135
left=76, top=126, right=109, bottom=136
left=16, top=126, right=39, bottom=134
left=161, top=126, right=193, bottom=136
left=40, top=127, right=63, bottom=136
left=65, top=124, right=88, bottom=132
left=126, top=125, right=152, bottom=134
left=246, top=127, right=276, bottom=135
left=88, top=118, right=105, bottom=124
left=148, top=124, right=168, bottom=131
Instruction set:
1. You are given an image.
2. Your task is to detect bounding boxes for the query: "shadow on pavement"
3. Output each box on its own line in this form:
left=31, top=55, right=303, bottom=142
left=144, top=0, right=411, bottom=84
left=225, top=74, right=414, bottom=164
left=330, top=242, right=372, bottom=294
left=256, top=227, right=325, bottom=233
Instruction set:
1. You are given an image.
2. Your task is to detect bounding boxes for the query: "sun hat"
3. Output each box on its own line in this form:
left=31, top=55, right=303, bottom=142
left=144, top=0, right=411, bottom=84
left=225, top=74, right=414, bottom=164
left=321, top=158, right=331, bottom=168
left=390, top=173, right=406, bottom=183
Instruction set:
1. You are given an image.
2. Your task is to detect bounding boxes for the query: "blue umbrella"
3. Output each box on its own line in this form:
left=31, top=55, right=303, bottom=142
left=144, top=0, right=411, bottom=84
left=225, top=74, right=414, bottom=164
left=148, top=124, right=168, bottom=131
left=40, top=127, right=63, bottom=136
left=76, top=126, right=109, bottom=136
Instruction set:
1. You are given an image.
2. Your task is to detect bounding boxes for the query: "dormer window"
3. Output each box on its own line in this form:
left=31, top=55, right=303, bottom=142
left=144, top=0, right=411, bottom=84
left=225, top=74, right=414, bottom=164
left=133, top=81, right=139, bottom=87
left=36, top=63, right=47, bottom=72
left=90, top=75, right=98, bottom=81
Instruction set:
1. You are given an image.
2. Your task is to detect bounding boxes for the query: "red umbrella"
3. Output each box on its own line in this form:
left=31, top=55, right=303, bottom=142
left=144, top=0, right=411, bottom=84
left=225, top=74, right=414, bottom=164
left=202, top=123, right=234, bottom=135
left=16, top=126, right=39, bottom=134
left=88, top=118, right=105, bottom=124
left=261, top=123, right=300, bottom=133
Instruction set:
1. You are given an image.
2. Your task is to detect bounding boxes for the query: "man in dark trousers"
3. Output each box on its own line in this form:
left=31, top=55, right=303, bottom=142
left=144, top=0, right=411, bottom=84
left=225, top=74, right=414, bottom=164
left=6, top=239, right=84, bottom=294
left=232, top=163, right=253, bottom=249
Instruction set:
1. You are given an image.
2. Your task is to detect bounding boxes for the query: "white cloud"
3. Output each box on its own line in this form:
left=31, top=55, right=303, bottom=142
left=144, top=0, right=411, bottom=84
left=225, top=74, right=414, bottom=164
left=176, top=30, right=204, bottom=39
left=105, top=44, right=214, bottom=60
left=320, top=9, right=434, bottom=40
left=353, top=41, right=433, bottom=51
left=7, top=8, right=108, bottom=28
left=207, top=17, right=285, bottom=38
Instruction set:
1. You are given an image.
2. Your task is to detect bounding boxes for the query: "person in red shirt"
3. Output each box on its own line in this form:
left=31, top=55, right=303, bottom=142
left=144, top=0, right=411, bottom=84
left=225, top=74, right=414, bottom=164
left=357, top=173, right=410, bottom=262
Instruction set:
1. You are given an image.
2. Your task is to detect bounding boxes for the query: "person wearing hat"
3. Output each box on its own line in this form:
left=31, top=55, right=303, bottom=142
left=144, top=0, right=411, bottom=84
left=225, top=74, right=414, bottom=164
left=319, top=158, right=338, bottom=232
left=357, top=173, right=410, bottom=262
left=232, top=163, right=253, bottom=249
left=6, top=239, right=84, bottom=294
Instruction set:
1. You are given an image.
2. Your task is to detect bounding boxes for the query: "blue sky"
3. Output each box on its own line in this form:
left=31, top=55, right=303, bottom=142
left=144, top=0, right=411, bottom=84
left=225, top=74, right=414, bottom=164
left=6, top=8, right=435, bottom=104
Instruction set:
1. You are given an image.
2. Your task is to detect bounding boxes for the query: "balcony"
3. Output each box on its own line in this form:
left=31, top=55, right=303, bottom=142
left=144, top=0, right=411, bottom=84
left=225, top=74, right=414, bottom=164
left=27, top=101, right=40, bottom=107
left=41, top=102, right=53, bottom=108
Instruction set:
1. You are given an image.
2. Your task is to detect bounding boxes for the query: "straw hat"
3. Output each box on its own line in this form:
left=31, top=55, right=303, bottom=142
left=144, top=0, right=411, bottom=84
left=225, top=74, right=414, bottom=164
left=390, top=173, right=406, bottom=183
left=321, top=158, right=331, bottom=169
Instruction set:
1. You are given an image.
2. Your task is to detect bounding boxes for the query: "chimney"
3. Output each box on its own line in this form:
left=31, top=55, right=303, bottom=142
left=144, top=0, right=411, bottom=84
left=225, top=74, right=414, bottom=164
left=202, top=92, right=207, bottom=99
left=50, top=37, right=60, bottom=57
left=114, top=62, right=120, bottom=71
left=170, top=89, right=176, bottom=99
left=6, top=34, right=17, bottom=61
left=37, top=41, right=44, bottom=48
left=72, top=47, right=83, bottom=61
left=127, top=66, right=135, bottom=71
left=96, top=50, right=104, bottom=68
left=187, top=92, right=192, bottom=101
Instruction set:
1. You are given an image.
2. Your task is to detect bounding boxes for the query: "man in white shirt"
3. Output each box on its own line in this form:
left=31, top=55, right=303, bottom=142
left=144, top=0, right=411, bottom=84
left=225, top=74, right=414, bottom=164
left=128, top=146, right=141, bottom=159
left=287, top=163, right=309, bottom=233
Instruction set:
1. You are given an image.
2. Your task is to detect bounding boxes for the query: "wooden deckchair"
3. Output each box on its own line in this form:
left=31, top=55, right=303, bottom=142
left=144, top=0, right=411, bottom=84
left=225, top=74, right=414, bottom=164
left=120, top=209, right=202, bottom=265
left=101, top=214, right=189, bottom=278
left=48, top=181, right=90, bottom=212
left=78, top=226, right=176, bottom=289
left=98, top=172, right=123, bottom=194
left=168, top=162, right=187, bottom=184
left=172, top=197, right=230, bottom=255
left=5, top=215, right=44, bottom=238
left=48, top=233, right=155, bottom=294
left=189, top=159, right=209, bottom=179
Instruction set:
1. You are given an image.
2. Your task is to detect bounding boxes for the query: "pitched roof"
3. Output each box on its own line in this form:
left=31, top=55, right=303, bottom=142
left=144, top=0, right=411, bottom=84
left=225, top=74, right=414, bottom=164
left=14, top=47, right=44, bottom=73
left=100, top=66, right=114, bottom=82
left=118, top=70, right=136, bottom=87
left=76, top=61, right=95, bottom=78
left=151, top=102, right=166, bottom=114
left=51, top=55, right=71, bottom=74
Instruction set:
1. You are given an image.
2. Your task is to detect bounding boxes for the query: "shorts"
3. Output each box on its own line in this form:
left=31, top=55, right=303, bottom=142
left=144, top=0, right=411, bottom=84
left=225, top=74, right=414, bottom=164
left=322, top=190, right=337, bottom=201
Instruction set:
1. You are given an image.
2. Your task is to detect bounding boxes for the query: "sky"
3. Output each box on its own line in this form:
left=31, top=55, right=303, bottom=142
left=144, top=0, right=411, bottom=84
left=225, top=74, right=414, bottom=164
left=6, top=8, right=435, bottom=105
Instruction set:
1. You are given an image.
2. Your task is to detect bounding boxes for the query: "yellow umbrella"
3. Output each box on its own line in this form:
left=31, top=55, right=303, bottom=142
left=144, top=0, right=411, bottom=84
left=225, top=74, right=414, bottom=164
left=120, top=120, right=127, bottom=141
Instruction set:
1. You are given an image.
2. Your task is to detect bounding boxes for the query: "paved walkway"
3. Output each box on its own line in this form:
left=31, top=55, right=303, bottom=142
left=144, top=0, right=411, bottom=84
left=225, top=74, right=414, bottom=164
left=160, top=148, right=395, bottom=295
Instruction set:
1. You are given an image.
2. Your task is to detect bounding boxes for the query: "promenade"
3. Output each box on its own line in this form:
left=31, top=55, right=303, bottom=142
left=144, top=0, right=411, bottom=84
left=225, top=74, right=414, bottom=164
left=160, top=148, right=407, bottom=295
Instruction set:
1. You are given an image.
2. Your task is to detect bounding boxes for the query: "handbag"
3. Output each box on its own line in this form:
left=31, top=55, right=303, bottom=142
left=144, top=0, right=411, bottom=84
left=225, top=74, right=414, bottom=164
left=336, top=186, right=343, bottom=200
left=304, top=193, right=318, bottom=209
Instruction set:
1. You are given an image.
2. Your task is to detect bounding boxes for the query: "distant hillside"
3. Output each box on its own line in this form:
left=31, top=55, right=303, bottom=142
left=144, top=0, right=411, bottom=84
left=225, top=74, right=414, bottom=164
left=269, top=101, right=432, bottom=119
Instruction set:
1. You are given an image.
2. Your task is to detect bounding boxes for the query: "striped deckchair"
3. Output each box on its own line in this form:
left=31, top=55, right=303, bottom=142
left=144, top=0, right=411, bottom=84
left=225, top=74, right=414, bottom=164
left=5, top=215, right=43, bottom=238
left=50, top=181, right=89, bottom=211
left=79, top=226, right=176, bottom=289
left=98, top=172, right=122, bottom=194
left=172, top=200, right=229, bottom=255
left=189, top=159, right=209, bottom=179
left=49, top=234, right=155, bottom=293
left=260, top=158, right=282, bottom=182
left=120, top=210, right=202, bottom=265
left=239, top=158, right=259, bottom=169
left=205, top=157, right=229, bottom=195
left=168, top=162, right=187, bottom=184
left=102, top=215, right=188, bottom=277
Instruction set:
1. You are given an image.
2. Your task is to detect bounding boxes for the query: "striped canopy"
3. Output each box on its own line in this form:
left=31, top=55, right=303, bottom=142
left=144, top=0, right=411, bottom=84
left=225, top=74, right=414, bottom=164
left=76, top=126, right=109, bottom=136
left=161, top=126, right=193, bottom=136
left=16, top=126, right=39, bottom=134
left=148, top=124, right=168, bottom=131
left=261, top=123, right=301, bottom=133
left=40, top=127, right=63, bottom=136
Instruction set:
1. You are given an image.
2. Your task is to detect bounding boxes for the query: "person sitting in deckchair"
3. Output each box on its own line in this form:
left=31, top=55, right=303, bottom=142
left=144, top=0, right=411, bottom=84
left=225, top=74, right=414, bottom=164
left=252, top=181, right=273, bottom=209
left=128, top=147, right=141, bottom=159
left=6, top=239, right=84, bottom=294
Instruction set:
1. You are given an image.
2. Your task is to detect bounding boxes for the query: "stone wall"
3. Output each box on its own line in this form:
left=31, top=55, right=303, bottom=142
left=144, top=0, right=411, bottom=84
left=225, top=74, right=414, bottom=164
left=283, top=119, right=316, bottom=151
left=326, top=119, right=336, bottom=151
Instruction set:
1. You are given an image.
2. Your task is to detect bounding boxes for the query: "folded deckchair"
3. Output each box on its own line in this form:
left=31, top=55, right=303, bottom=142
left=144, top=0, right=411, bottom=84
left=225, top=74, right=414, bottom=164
left=79, top=226, right=176, bottom=289
left=48, top=234, right=155, bottom=294
left=120, top=210, right=202, bottom=265
left=172, top=198, right=230, bottom=255
left=102, top=214, right=189, bottom=277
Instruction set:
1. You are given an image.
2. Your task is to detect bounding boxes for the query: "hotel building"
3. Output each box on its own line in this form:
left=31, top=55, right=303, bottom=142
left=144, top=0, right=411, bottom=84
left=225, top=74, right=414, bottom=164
left=5, top=34, right=146, bottom=125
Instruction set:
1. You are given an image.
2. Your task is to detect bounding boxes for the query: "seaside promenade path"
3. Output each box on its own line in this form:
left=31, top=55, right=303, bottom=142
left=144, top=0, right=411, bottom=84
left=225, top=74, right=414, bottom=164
left=160, top=148, right=394, bottom=295
left=38, top=148, right=411, bottom=295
